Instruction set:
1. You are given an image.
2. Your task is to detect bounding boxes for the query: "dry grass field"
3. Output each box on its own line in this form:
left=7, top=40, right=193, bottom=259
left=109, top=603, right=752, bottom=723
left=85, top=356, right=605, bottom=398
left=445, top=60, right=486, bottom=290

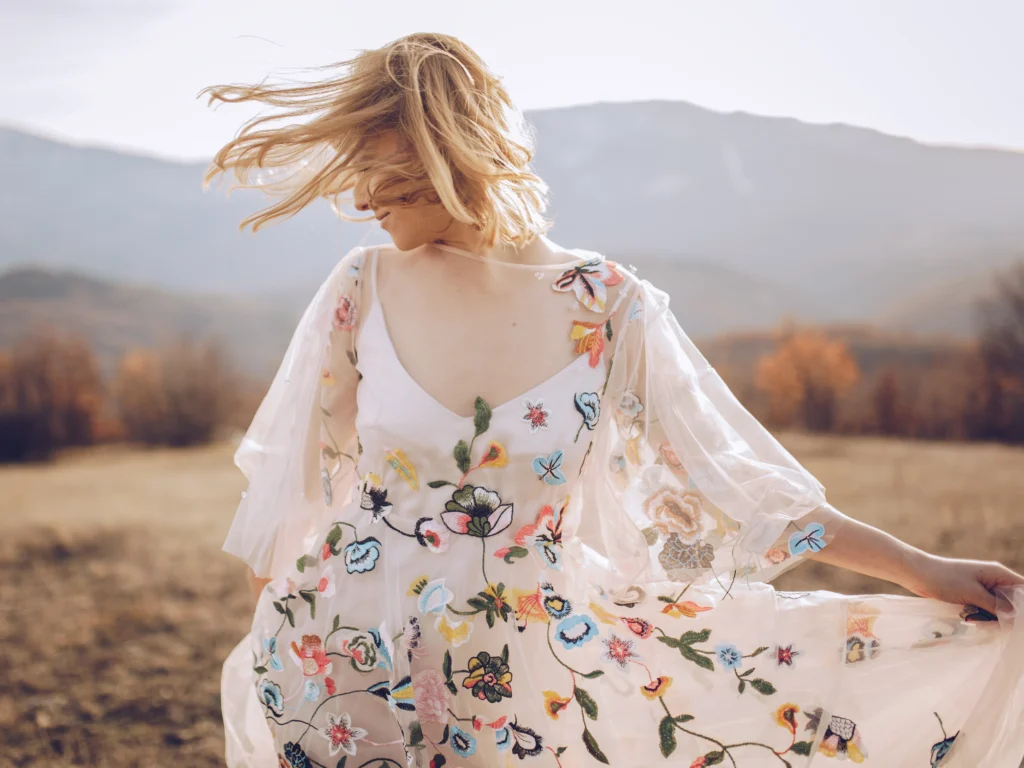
left=1, top=435, right=1022, bottom=767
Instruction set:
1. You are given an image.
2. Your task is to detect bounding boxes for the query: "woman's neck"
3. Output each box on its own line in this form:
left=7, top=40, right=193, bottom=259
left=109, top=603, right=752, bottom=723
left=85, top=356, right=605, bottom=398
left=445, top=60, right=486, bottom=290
left=433, top=230, right=568, bottom=267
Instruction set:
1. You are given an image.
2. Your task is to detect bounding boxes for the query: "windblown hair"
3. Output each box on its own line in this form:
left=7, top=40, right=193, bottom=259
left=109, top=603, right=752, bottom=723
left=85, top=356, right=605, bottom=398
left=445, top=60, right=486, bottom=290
left=200, top=32, right=551, bottom=247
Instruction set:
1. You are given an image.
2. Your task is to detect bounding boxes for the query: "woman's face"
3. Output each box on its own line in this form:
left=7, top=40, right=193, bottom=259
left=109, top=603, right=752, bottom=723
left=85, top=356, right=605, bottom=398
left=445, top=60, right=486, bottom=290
left=351, top=131, right=459, bottom=251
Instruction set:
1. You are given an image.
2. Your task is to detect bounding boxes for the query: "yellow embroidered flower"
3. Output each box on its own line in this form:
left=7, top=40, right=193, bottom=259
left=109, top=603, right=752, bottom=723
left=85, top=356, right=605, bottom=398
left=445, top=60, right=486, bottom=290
left=435, top=613, right=473, bottom=647
left=407, top=576, right=429, bottom=597
left=640, top=676, right=672, bottom=700
left=661, top=600, right=714, bottom=619
left=542, top=690, right=573, bottom=719
left=513, top=587, right=550, bottom=630
left=775, top=703, right=800, bottom=733
left=385, top=449, right=419, bottom=490
left=588, top=601, right=620, bottom=625
left=477, top=441, right=509, bottom=469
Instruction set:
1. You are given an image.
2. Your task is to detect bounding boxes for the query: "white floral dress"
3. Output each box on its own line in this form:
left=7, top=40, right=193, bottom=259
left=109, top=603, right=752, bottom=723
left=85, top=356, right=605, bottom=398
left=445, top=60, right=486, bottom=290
left=220, top=244, right=1024, bottom=768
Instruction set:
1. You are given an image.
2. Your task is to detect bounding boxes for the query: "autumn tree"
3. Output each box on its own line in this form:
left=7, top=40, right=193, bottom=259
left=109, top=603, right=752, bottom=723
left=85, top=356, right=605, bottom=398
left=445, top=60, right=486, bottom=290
left=755, top=328, right=861, bottom=432
left=975, top=262, right=1024, bottom=442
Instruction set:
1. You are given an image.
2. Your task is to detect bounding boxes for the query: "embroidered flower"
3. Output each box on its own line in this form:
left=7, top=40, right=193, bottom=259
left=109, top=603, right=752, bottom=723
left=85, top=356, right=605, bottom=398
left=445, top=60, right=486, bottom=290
left=775, top=644, right=799, bottom=667
left=620, top=390, right=644, bottom=416
left=555, top=615, right=599, bottom=649
left=324, top=677, right=336, bottom=695
left=931, top=734, right=958, bottom=767
left=435, top=612, right=473, bottom=647
left=845, top=634, right=881, bottom=664
left=388, top=675, right=415, bottom=711
left=413, top=669, right=450, bottom=724
left=514, top=586, right=550, bottom=631
left=403, top=616, right=425, bottom=662
left=316, top=565, right=336, bottom=598
left=414, top=518, right=451, bottom=553
left=640, top=676, right=672, bottom=700
left=511, top=503, right=564, bottom=570
left=788, top=522, right=828, bottom=556
left=463, top=650, right=513, bottom=703
left=448, top=725, right=477, bottom=758
left=811, top=711, right=868, bottom=762
left=477, top=441, right=509, bottom=469
left=574, top=392, right=601, bottom=441
left=570, top=320, right=606, bottom=368
left=552, top=258, right=624, bottom=313
left=338, top=633, right=377, bottom=672
left=532, top=449, right=567, bottom=485
left=262, top=636, right=284, bottom=671
left=714, top=643, right=743, bottom=670
left=441, top=485, right=513, bottom=538
left=301, top=679, right=320, bottom=702
left=495, top=725, right=512, bottom=752
left=775, top=703, right=800, bottom=733
left=611, top=585, right=646, bottom=607
left=343, top=537, right=382, bottom=574
left=332, top=294, right=357, bottom=331
left=621, top=617, right=654, bottom=639
left=360, top=474, right=393, bottom=523
left=259, top=679, right=284, bottom=716
left=658, top=441, right=685, bottom=474
left=661, top=600, right=713, bottom=619
left=290, top=634, right=332, bottom=677
left=320, top=711, right=368, bottom=756
left=417, top=578, right=454, bottom=615
left=644, top=487, right=704, bottom=542
left=522, top=399, right=551, bottom=432
left=765, top=547, right=790, bottom=565
left=602, top=633, right=637, bottom=668
left=542, top=690, right=573, bottom=719
left=283, top=742, right=312, bottom=768
left=383, top=448, right=419, bottom=490
left=508, top=720, right=544, bottom=759
left=659, top=534, right=715, bottom=574
left=542, top=591, right=573, bottom=620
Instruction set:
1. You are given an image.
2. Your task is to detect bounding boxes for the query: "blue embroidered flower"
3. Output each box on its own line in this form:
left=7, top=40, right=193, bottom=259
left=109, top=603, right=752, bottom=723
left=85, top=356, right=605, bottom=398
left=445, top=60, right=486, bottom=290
left=555, top=615, right=599, bottom=649
left=258, top=679, right=284, bottom=717
left=449, top=724, right=477, bottom=758
left=417, top=578, right=454, bottom=615
left=283, top=741, right=311, bottom=768
left=532, top=450, right=567, bottom=485
left=574, top=392, right=601, bottom=431
left=262, top=636, right=283, bottom=671
left=715, top=643, right=743, bottom=670
left=343, top=537, right=381, bottom=573
left=368, top=627, right=393, bottom=671
left=931, top=733, right=958, bottom=766
left=788, top=522, right=827, bottom=556
left=495, top=725, right=512, bottom=752
left=302, top=680, right=320, bottom=702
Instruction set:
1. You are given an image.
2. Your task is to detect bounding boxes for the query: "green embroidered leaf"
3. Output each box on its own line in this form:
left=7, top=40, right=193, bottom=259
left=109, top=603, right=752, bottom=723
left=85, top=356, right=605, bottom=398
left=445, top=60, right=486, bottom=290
left=408, top=721, right=424, bottom=747
left=657, top=595, right=676, bottom=603
left=582, top=728, right=610, bottom=764
left=749, top=645, right=770, bottom=657
left=440, top=725, right=450, bottom=745
left=446, top=681, right=458, bottom=696
left=454, top=440, right=471, bottom=474
left=656, top=635, right=681, bottom=649
left=679, top=629, right=712, bottom=646
left=295, top=554, right=317, bottom=573
left=299, top=590, right=316, bottom=619
left=473, top=397, right=492, bottom=437
left=555, top=747, right=567, bottom=757
left=332, top=614, right=341, bottom=632
left=442, top=650, right=452, bottom=680
left=502, top=546, right=530, bottom=564
left=272, top=601, right=286, bottom=615
left=326, top=524, right=343, bottom=549
left=580, top=669, right=605, bottom=679
left=749, top=678, right=776, bottom=695
left=605, top=318, right=613, bottom=341
left=704, top=751, right=725, bottom=766
left=336, top=758, right=347, bottom=768
left=485, top=608, right=495, bottom=629
left=253, top=665, right=268, bottom=675
left=285, top=606, right=295, bottom=628
left=658, top=715, right=677, bottom=757
left=427, top=479, right=456, bottom=489
left=466, top=596, right=489, bottom=611
left=500, top=644, right=509, bottom=665
left=680, top=644, right=715, bottom=672
left=791, top=741, right=813, bottom=756
left=738, top=668, right=755, bottom=678
left=574, top=687, right=598, bottom=720
left=675, top=714, right=694, bottom=723
left=738, top=679, right=746, bottom=694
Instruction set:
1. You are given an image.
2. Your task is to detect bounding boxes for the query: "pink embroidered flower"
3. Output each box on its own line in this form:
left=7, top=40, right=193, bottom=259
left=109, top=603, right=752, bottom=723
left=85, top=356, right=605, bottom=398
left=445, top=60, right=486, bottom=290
left=290, top=634, right=332, bottom=677
left=602, top=633, right=638, bottom=669
left=415, top=519, right=451, bottom=553
left=644, top=487, right=704, bottom=542
left=324, top=676, right=336, bottom=695
left=321, top=542, right=332, bottom=560
left=690, top=757, right=708, bottom=768
left=621, top=617, right=654, bottom=639
left=332, top=294, right=357, bottom=331
left=765, top=547, right=790, bottom=565
left=317, top=565, right=336, bottom=597
left=658, top=442, right=685, bottom=472
left=412, top=669, right=450, bottom=724
left=320, top=711, right=367, bottom=756
left=522, top=399, right=551, bottom=432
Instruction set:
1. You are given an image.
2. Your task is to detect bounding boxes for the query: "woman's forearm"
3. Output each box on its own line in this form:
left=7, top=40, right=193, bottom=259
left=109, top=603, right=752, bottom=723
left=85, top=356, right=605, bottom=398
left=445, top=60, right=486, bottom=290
left=804, top=505, right=928, bottom=592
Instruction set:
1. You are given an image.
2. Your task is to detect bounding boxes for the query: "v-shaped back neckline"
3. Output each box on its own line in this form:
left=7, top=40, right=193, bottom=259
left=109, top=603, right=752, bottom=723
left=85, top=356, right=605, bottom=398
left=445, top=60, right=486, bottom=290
left=361, top=246, right=600, bottom=421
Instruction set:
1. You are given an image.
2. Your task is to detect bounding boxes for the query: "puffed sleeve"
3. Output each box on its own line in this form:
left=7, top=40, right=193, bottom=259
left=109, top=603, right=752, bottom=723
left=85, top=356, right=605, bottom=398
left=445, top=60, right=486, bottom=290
left=223, top=245, right=367, bottom=579
left=572, top=275, right=848, bottom=589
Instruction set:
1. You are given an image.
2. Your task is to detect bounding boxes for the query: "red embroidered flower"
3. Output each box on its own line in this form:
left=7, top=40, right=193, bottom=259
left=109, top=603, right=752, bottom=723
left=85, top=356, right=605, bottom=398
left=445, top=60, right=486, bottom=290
left=690, top=757, right=708, bottom=768
left=332, top=294, right=357, bottom=331
left=775, top=644, right=799, bottom=667
left=621, top=617, right=654, bottom=639
left=290, top=634, right=332, bottom=676
left=602, top=633, right=637, bottom=669
left=521, top=400, right=550, bottom=432
left=324, top=676, right=336, bottom=695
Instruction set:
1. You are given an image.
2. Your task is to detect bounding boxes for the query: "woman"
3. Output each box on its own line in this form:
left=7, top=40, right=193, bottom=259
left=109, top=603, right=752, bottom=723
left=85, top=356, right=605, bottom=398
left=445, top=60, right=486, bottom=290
left=204, top=33, right=1024, bottom=768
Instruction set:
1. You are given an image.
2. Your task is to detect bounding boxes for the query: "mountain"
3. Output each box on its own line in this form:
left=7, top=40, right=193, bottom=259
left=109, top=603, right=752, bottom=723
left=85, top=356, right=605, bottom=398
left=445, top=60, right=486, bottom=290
left=3, top=100, right=1024, bottom=335
left=0, top=267, right=298, bottom=376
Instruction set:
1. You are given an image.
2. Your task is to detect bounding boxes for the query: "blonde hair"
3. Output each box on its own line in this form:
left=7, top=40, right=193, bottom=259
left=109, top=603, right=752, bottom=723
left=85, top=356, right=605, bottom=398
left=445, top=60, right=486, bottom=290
left=200, top=32, right=551, bottom=247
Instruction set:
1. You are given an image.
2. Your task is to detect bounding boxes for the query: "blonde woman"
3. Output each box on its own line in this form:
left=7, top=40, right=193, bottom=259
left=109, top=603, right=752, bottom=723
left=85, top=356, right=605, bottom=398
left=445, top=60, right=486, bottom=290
left=205, top=33, right=1024, bottom=768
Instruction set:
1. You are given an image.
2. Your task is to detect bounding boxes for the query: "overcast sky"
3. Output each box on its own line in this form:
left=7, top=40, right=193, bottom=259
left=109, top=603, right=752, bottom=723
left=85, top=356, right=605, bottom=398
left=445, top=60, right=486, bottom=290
left=3, top=0, right=1023, bottom=161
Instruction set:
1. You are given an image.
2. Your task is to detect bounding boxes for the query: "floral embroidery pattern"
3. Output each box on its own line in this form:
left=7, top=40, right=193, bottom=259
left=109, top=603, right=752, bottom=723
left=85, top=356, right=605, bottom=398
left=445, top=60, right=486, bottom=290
left=552, top=258, right=624, bottom=313
left=573, top=391, right=601, bottom=442
left=533, top=450, right=567, bottom=485
left=522, top=399, right=551, bottom=432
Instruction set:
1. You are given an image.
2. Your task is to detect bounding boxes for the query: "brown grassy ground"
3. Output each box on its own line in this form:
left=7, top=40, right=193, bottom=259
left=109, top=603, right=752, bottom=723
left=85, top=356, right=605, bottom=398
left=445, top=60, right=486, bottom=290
left=1, top=436, right=1022, bottom=767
